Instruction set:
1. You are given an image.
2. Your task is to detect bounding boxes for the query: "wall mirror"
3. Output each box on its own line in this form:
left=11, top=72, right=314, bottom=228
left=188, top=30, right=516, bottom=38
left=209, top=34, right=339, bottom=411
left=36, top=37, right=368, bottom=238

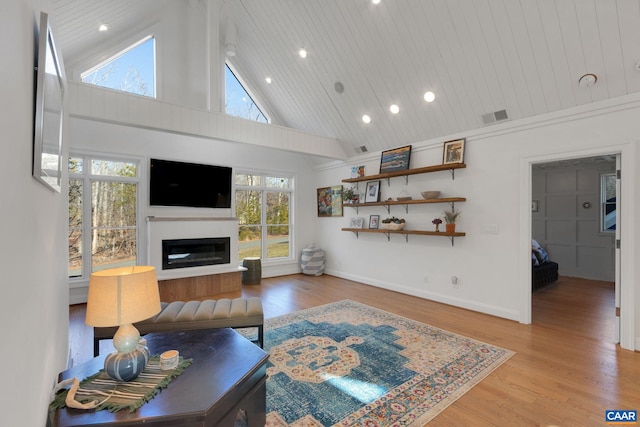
left=33, top=11, right=66, bottom=192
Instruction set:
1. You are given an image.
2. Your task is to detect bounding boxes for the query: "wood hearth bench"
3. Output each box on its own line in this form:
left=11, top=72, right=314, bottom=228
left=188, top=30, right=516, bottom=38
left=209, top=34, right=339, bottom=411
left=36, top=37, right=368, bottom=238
left=92, top=297, right=264, bottom=356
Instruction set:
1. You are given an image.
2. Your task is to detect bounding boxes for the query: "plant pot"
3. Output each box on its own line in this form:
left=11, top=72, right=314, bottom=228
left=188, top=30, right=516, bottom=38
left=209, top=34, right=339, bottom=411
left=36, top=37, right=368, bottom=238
left=445, top=223, right=456, bottom=233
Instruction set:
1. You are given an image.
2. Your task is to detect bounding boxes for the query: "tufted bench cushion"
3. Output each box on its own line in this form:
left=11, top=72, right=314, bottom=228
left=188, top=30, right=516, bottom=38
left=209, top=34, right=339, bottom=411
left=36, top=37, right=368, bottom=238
left=93, top=297, right=264, bottom=356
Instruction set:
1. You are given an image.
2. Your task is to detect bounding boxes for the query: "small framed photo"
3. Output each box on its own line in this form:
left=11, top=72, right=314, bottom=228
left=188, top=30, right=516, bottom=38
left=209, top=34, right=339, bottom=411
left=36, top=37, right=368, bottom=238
left=365, top=180, right=381, bottom=203
left=351, top=165, right=365, bottom=178
left=349, top=217, right=365, bottom=229
left=369, top=215, right=380, bottom=229
left=380, top=145, right=412, bottom=174
left=442, top=138, right=465, bottom=165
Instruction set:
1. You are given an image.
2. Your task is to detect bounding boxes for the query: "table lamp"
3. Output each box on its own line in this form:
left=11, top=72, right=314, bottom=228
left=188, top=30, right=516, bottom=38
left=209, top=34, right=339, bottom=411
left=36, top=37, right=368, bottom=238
left=85, top=266, right=161, bottom=381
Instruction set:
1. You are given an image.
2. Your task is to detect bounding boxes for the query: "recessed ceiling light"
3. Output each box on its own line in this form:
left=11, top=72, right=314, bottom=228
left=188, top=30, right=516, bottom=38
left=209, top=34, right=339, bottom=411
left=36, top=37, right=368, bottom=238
left=390, top=104, right=399, bottom=114
left=362, top=115, right=371, bottom=124
left=298, top=49, right=307, bottom=58
left=265, top=77, right=272, bottom=84
left=423, top=91, right=436, bottom=103
left=372, top=0, right=381, bottom=4
left=99, top=24, right=109, bottom=32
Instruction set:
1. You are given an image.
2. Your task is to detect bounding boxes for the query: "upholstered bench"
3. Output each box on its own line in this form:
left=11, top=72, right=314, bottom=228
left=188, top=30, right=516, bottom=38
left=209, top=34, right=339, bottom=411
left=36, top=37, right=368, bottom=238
left=93, top=297, right=264, bottom=356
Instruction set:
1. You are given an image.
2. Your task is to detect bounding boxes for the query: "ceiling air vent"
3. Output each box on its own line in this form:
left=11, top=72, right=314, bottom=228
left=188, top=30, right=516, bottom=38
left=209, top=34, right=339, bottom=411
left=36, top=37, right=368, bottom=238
left=354, top=145, right=368, bottom=153
left=481, top=109, right=509, bottom=125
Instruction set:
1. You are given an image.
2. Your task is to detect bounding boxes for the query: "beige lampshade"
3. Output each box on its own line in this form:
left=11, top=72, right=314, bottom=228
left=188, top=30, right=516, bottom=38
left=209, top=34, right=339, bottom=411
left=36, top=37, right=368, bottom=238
left=85, top=266, right=161, bottom=327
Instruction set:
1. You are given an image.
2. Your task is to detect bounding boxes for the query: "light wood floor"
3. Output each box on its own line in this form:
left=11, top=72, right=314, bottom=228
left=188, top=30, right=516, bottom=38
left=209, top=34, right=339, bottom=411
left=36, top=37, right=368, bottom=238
left=69, top=274, right=640, bottom=426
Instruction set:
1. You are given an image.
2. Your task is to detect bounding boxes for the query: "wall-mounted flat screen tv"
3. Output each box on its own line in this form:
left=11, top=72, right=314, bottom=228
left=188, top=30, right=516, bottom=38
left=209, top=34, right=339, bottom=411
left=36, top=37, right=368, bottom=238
left=149, top=158, right=232, bottom=208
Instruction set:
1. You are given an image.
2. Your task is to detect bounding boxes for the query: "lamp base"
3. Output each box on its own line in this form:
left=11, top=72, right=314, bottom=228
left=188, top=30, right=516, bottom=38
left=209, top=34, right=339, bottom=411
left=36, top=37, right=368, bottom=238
left=104, top=340, right=150, bottom=381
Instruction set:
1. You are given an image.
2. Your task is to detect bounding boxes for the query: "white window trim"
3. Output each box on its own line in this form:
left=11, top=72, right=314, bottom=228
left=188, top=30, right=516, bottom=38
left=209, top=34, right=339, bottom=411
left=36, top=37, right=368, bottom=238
left=225, top=62, right=271, bottom=123
left=69, top=152, right=146, bottom=284
left=235, top=170, right=294, bottom=264
left=71, top=23, right=161, bottom=100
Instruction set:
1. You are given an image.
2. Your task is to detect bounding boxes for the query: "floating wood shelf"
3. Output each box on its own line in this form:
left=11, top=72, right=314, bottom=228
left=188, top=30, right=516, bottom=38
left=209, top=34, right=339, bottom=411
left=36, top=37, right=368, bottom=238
left=341, top=228, right=465, bottom=246
left=344, top=197, right=466, bottom=214
left=341, top=162, right=467, bottom=246
left=342, top=163, right=466, bottom=185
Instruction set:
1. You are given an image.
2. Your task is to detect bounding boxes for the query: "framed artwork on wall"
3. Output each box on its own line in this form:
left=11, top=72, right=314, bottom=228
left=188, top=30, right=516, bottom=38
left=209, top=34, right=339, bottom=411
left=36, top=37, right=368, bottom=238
left=365, top=180, right=381, bottom=203
left=379, top=145, right=412, bottom=174
left=317, top=185, right=343, bottom=217
left=442, top=138, right=465, bottom=165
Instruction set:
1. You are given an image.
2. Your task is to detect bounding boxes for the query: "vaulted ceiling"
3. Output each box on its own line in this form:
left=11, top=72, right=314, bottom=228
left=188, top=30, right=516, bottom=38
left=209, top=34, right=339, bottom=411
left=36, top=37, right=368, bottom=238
left=52, top=0, right=640, bottom=158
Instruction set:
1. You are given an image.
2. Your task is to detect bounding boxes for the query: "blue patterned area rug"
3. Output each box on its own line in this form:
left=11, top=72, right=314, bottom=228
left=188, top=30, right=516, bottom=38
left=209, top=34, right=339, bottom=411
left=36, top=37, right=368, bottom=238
left=263, top=300, right=514, bottom=426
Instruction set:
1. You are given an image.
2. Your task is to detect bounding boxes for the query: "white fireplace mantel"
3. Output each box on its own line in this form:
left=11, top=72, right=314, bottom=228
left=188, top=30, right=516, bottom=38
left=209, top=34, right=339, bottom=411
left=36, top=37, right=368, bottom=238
left=147, top=216, right=241, bottom=280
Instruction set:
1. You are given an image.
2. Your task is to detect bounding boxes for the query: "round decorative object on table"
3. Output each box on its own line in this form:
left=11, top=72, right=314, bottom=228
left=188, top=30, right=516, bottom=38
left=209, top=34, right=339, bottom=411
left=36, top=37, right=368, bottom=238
left=160, top=349, right=180, bottom=370
left=300, top=244, right=325, bottom=276
left=242, top=257, right=262, bottom=284
left=104, top=339, right=150, bottom=381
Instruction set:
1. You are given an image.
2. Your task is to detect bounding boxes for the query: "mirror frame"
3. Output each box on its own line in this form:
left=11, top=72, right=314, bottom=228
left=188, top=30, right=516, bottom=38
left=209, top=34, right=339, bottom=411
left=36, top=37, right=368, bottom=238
left=33, top=11, right=66, bottom=192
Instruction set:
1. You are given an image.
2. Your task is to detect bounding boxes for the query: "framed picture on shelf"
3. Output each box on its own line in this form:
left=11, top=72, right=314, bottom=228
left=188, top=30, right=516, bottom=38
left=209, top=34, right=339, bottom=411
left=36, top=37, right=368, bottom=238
left=369, top=215, right=380, bottom=229
left=379, top=145, right=412, bottom=173
left=351, top=165, right=365, bottom=178
left=317, top=185, right=343, bottom=217
left=442, top=138, right=465, bottom=165
left=349, top=217, right=365, bottom=229
left=365, top=180, right=381, bottom=203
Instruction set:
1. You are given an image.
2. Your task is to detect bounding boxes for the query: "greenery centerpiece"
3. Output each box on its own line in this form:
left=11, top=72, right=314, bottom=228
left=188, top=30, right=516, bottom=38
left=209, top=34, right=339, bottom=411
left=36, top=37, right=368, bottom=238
left=342, top=186, right=357, bottom=203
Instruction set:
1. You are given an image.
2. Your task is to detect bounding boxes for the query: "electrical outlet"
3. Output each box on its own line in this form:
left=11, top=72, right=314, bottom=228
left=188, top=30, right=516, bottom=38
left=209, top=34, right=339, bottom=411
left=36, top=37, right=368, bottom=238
left=451, top=276, right=459, bottom=287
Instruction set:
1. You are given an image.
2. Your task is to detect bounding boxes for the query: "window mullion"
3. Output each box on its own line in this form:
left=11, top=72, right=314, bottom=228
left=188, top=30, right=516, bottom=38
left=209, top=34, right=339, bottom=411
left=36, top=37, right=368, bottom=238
left=82, top=174, right=92, bottom=279
left=261, top=188, right=268, bottom=258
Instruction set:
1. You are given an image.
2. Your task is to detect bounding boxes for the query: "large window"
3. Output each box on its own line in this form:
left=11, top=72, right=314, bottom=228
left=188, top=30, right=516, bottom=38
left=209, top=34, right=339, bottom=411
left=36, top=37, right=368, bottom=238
left=601, top=172, right=617, bottom=233
left=81, top=36, right=155, bottom=97
left=225, top=64, right=268, bottom=123
left=235, top=172, right=292, bottom=261
left=69, top=155, right=140, bottom=279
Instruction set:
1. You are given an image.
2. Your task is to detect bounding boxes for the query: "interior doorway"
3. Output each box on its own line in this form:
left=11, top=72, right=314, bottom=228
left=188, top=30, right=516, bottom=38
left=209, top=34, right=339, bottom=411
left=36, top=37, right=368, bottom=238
left=530, top=154, right=618, bottom=342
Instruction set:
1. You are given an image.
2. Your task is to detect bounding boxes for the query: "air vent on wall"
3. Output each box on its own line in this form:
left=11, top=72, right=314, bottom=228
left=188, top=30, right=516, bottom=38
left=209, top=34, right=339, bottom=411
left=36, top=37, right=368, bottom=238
left=354, top=145, right=368, bottom=153
left=481, top=109, right=509, bottom=125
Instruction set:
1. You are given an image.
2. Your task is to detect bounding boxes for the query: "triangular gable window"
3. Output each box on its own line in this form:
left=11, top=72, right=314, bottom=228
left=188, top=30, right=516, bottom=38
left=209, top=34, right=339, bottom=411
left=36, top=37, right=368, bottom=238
left=81, top=36, right=155, bottom=98
left=225, top=64, right=268, bottom=123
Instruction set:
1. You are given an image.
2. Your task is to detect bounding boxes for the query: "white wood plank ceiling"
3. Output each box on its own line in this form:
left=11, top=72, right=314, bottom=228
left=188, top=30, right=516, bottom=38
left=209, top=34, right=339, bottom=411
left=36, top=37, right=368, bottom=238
left=53, top=0, right=640, bottom=158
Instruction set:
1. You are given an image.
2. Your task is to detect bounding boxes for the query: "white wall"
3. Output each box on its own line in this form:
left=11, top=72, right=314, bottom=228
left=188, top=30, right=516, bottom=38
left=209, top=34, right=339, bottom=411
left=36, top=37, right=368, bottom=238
left=314, top=97, right=640, bottom=350
left=0, top=1, right=70, bottom=425
left=68, top=117, right=321, bottom=302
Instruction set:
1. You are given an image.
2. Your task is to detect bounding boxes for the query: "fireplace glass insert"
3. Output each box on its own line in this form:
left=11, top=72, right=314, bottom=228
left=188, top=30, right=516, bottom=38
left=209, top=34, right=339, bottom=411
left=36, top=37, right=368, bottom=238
left=162, top=237, right=230, bottom=270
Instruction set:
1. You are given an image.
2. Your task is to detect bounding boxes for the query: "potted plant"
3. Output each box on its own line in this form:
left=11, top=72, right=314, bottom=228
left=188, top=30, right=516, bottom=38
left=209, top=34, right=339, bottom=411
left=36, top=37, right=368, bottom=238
left=342, top=186, right=356, bottom=203
left=432, top=218, right=442, bottom=232
left=443, top=208, right=461, bottom=233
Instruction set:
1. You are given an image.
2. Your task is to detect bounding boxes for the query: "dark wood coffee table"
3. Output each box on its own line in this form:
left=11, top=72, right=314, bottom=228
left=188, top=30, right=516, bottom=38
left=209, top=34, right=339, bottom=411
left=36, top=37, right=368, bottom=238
left=49, top=328, right=269, bottom=427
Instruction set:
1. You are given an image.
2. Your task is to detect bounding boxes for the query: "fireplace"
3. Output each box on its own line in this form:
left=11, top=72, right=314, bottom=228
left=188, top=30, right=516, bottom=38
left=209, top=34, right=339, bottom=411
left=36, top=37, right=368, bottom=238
left=162, top=237, right=231, bottom=270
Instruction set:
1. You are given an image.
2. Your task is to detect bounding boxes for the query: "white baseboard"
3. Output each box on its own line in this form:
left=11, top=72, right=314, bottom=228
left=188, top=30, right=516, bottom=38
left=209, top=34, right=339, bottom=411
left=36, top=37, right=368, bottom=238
left=325, top=269, right=520, bottom=322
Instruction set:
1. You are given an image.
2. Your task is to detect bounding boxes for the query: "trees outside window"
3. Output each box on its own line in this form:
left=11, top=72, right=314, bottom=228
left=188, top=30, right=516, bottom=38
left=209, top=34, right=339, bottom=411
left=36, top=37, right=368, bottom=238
left=81, top=36, right=155, bottom=98
left=225, top=64, right=268, bottom=123
left=235, top=173, right=292, bottom=261
left=69, top=155, right=139, bottom=279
